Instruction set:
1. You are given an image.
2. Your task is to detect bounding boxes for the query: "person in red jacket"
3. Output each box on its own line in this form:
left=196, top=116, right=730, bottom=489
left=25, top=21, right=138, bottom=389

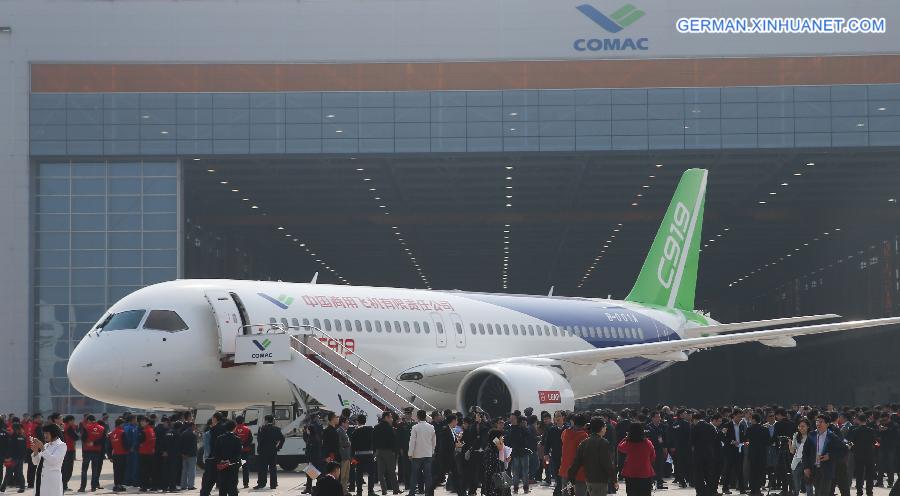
left=137, top=416, right=157, bottom=492
left=109, top=418, right=128, bottom=493
left=233, top=416, right=254, bottom=490
left=617, top=423, right=656, bottom=496
left=61, top=416, right=79, bottom=491
left=559, top=414, right=589, bottom=496
left=79, top=415, right=106, bottom=492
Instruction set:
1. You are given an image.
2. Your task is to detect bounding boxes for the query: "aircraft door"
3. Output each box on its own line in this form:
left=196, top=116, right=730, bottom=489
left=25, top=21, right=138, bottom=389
left=205, top=290, right=244, bottom=356
left=430, top=312, right=447, bottom=348
left=449, top=313, right=466, bottom=348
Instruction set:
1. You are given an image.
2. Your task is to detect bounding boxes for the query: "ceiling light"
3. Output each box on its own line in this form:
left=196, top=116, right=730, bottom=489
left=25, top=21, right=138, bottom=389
left=374, top=197, right=381, bottom=200
left=363, top=178, right=372, bottom=181
left=506, top=203, right=512, bottom=207
left=335, top=129, right=343, bottom=133
left=613, top=229, right=619, bottom=232
left=636, top=193, right=643, bottom=197
left=369, top=188, right=376, bottom=191
left=642, top=185, right=649, bottom=188
left=193, top=158, right=201, bottom=161
left=251, top=205, right=258, bottom=209
left=509, top=128, right=516, bottom=132
left=793, top=172, right=802, bottom=176
left=231, top=189, right=239, bottom=192
left=758, top=201, right=767, bottom=204
left=379, top=205, right=386, bottom=208
left=769, top=192, right=776, bottom=195
left=505, top=177, right=512, bottom=180
left=506, top=166, right=514, bottom=170
left=806, top=162, right=815, bottom=166
left=505, top=224, right=510, bottom=227
left=648, top=175, right=655, bottom=179
left=505, top=195, right=512, bottom=199
left=356, top=168, right=365, bottom=171
left=856, top=123, right=865, bottom=127
left=509, top=112, right=518, bottom=117
left=241, top=198, right=249, bottom=201
left=220, top=181, right=228, bottom=185
left=889, top=198, right=898, bottom=203
left=160, top=131, right=168, bottom=135
left=277, top=227, right=284, bottom=230
left=655, top=164, right=663, bottom=168
left=293, top=239, right=299, bottom=242
left=207, top=169, right=215, bottom=173
left=723, top=227, right=729, bottom=231
left=326, top=114, right=335, bottom=118
left=631, top=202, right=638, bottom=206
left=781, top=182, right=789, bottom=186
left=505, top=186, right=513, bottom=189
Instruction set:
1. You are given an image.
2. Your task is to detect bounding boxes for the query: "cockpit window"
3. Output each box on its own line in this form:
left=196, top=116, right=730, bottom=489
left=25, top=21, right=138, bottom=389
left=98, top=310, right=146, bottom=332
left=143, top=310, right=189, bottom=332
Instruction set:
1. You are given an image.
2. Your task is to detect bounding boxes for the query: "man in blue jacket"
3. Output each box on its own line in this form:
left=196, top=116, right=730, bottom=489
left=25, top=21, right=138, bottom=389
left=803, top=415, right=848, bottom=496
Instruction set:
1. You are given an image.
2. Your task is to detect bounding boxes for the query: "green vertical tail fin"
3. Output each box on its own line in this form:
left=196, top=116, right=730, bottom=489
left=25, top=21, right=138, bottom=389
left=625, top=168, right=708, bottom=310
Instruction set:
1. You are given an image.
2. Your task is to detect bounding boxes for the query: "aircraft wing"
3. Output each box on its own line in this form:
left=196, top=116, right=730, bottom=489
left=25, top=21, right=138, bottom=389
left=403, top=317, right=900, bottom=383
left=682, top=313, right=840, bottom=338
left=531, top=316, right=900, bottom=366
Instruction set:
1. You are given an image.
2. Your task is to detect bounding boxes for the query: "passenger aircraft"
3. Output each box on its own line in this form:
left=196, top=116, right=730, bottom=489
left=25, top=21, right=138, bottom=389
left=67, top=169, right=900, bottom=416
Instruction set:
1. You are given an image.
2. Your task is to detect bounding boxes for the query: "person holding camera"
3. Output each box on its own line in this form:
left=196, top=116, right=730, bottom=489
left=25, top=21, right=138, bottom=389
left=30, top=424, right=66, bottom=496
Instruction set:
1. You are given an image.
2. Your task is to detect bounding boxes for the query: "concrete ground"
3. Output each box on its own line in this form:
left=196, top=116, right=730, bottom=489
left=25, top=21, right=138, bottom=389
left=16, top=462, right=896, bottom=496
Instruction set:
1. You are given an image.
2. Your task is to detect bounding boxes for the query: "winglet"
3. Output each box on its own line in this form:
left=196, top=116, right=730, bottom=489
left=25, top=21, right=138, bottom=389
left=625, top=168, right=708, bottom=310
left=548, top=286, right=555, bottom=297
left=310, top=272, right=319, bottom=284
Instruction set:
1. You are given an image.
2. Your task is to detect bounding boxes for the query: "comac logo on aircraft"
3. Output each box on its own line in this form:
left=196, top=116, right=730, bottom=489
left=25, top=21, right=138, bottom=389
left=574, top=3, right=649, bottom=52
left=258, top=293, right=294, bottom=309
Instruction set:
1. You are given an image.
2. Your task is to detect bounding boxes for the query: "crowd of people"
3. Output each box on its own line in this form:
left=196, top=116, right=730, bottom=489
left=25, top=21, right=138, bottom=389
left=303, top=404, right=900, bottom=496
left=3, top=404, right=900, bottom=496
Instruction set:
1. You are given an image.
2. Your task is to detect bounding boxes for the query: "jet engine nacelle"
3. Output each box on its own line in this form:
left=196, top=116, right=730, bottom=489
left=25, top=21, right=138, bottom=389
left=456, top=363, right=575, bottom=418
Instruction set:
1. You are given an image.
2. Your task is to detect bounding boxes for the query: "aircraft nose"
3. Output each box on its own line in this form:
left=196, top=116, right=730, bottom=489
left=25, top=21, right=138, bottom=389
left=68, top=332, right=123, bottom=402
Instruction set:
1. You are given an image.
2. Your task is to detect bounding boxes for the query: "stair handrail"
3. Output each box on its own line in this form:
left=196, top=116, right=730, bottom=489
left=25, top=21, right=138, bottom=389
left=242, top=323, right=436, bottom=412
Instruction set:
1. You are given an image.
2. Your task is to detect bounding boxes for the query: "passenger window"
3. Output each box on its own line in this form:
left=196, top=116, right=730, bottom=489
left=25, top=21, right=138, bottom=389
left=354, top=320, right=362, bottom=332
left=384, top=321, right=392, bottom=333
left=638, top=328, right=645, bottom=339
left=403, top=321, right=411, bottom=333
left=324, top=319, right=332, bottom=332
left=536, top=326, right=543, bottom=336
left=345, top=320, right=352, bottom=331
left=470, top=323, right=477, bottom=335
left=281, top=318, right=290, bottom=330
left=414, top=322, right=421, bottom=334
left=478, top=323, right=485, bottom=335
left=486, top=324, right=493, bottom=335
left=552, top=326, right=559, bottom=337
left=395, top=321, right=402, bottom=333
left=512, top=324, right=519, bottom=335
left=616, top=327, right=623, bottom=338
left=365, top=320, right=372, bottom=332
left=436, top=322, right=443, bottom=334
left=268, top=317, right=278, bottom=329
left=142, top=310, right=187, bottom=332
left=302, top=318, right=310, bottom=327
left=313, top=318, right=321, bottom=330
left=503, top=324, right=510, bottom=335
left=423, top=322, right=430, bottom=334
left=334, top=319, right=342, bottom=332
left=456, top=323, right=463, bottom=334
left=528, top=325, right=534, bottom=336
left=291, top=318, right=300, bottom=329
left=544, top=325, right=551, bottom=336
left=375, top=321, right=382, bottom=332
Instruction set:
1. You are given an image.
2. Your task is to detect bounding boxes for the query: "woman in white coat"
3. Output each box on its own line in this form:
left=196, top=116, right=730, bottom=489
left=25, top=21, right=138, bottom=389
left=30, top=424, right=66, bottom=496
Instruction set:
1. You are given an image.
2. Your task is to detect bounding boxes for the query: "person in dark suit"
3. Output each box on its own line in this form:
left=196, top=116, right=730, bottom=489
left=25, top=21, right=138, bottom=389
left=646, top=412, right=668, bottom=490
left=437, top=416, right=460, bottom=495
left=253, top=415, right=285, bottom=490
left=214, top=421, right=242, bottom=496
left=803, top=415, right=848, bottom=496
left=318, top=462, right=345, bottom=496
left=847, top=414, right=877, bottom=496
left=691, top=413, right=721, bottom=496
left=745, top=414, right=770, bottom=496
left=722, top=412, right=747, bottom=495
left=669, top=410, right=693, bottom=489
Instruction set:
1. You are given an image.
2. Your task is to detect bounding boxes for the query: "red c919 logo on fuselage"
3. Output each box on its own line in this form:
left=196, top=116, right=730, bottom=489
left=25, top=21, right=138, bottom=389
left=538, top=390, right=561, bottom=404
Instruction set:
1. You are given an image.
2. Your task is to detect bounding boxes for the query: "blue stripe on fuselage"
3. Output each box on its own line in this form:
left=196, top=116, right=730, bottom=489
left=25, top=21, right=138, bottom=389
left=450, top=292, right=680, bottom=382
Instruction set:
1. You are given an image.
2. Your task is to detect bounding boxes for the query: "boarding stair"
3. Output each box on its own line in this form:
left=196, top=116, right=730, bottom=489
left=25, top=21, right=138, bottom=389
left=266, top=324, right=436, bottom=420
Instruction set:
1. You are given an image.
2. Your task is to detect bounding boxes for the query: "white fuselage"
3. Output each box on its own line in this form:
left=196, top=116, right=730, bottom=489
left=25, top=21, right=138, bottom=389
left=68, top=279, right=702, bottom=411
